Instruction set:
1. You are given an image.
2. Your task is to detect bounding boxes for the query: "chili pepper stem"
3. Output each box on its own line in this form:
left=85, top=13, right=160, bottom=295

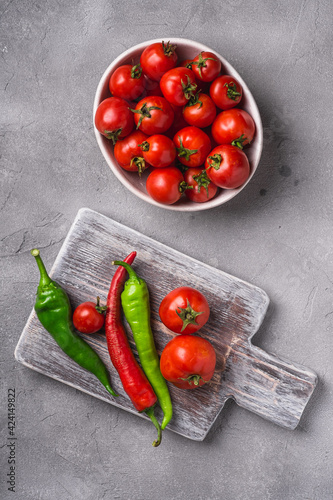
left=145, top=406, right=162, bottom=447
left=112, top=260, right=140, bottom=282
left=31, top=249, right=53, bottom=287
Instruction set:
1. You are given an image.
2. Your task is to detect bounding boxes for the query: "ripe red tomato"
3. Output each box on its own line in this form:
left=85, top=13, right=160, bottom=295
left=94, top=97, right=134, bottom=144
left=114, top=130, right=148, bottom=175
left=160, top=67, right=197, bottom=106
left=205, top=144, right=250, bottom=189
left=191, top=51, right=221, bottom=82
left=159, top=286, right=210, bottom=334
left=139, top=134, right=176, bottom=168
left=179, top=59, right=193, bottom=69
left=144, top=77, right=164, bottom=97
left=146, top=166, right=186, bottom=205
left=183, top=93, right=217, bottom=128
left=173, top=126, right=211, bottom=168
left=130, top=96, right=174, bottom=135
left=109, top=64, right=146, bottom=101
left=210, top=74, right=243, bottom=110
left=160, top=335, right=216, bottom=390
left=73, top=297, right=106, bottom=334
left=164, top=103, right=189, bottom=139
left=211, top=109, right=255, bottom=148
left=184, top=167, right=218, bottom=203
left=140, top=41, right=178, bottom=81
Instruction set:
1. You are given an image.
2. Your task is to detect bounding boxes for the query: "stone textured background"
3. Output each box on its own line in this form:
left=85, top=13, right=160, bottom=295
left=1, top=0, right=333, bottom=499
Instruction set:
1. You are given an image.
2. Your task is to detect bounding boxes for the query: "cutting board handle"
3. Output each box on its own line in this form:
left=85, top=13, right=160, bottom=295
left=225, top=343, right=318, bottom=429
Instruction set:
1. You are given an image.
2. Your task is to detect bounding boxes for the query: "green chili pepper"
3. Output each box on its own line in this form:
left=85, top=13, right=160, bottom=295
left=112, top=260, right=173, bottom=430
left=31, top=249, right=117, bottom=398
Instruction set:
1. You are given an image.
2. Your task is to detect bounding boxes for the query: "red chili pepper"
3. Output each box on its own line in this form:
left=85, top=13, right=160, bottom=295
left=105, top=251, right=162, bottom=447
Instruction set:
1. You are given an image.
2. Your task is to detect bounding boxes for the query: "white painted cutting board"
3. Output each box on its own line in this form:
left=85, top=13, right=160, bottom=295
left=15, top=208, right=317, bottom=440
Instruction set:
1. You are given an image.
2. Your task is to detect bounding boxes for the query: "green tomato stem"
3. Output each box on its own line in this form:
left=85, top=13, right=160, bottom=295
left=176, top=136, right=198, bottom=161
left=129, top=103, right=162, bottom=129
left=223, top=82, right=241, bottom=101
left=162, top=40, right=177, bottom=57
left=180, top=374, right=204, bottom=386
left=131, top=64, right=142, bottom=79
left=176, top=299, right=204, bottom=331
left=231, top=134, right=247, bottom=150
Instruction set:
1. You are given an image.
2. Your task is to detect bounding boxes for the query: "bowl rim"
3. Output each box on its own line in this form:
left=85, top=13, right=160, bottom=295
left=93, top=38, right=263, bottom=212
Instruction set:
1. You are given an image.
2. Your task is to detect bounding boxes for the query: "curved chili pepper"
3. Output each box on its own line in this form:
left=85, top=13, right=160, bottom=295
left=30, top=248, right=117, bottom=397
left=105, top=251, right=162, bottom=447
left=112, top=260, right=173, bottom=430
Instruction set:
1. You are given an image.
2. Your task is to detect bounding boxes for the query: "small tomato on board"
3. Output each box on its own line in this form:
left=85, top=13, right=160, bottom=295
left=109, top=64, right=146, bottom=101
left=205, top=144, right=250, bottom=189
left=159, top=286, right=210, bottom=334
left=211, top=108, right=255, bottom=149
left=140, top=41, right=178, bottom=81
left=130, top=96, right=174, bottom=135
left=94, top=97, right=134, bottom=144
left=160, top=335, right=216, bottom=390
left=210, top=74, right=243, bottom=110
left=73, top=297, right=107, bottom=334
left=191, top=51, right=221, bottom=82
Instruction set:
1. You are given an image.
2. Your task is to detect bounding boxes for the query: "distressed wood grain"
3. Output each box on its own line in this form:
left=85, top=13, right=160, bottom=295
left=15, top=208, right=318, bottom=440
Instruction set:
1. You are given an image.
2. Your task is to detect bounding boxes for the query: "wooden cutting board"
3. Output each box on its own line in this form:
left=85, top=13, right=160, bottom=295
left=15, top=208, right=317, bottom=441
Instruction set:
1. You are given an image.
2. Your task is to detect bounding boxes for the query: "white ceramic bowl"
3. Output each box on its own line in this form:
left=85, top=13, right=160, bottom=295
left=93, top=38, right=263, bottom=211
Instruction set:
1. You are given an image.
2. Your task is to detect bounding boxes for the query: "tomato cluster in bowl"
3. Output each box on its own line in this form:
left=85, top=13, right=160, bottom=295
left=94, top=39, right=262, bottom=210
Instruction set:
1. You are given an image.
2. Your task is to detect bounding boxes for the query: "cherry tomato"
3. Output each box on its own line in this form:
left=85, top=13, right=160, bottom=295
left=160, top=335, right=216, bottom=390
left=165, top=103, right=189, bottom=139
left=139, top=134, right=176, bottom=168
left=184, top=167, right=218, bottom=203
left=146, top=166, right=187, bottom=205
left=130, top=96, right=174, bottom=135
left=210, top=74, right=243, bottom=110
left=211, top=109, right=255, bottom=149
left=160, top=67, right=197, bottom=106
left=159, top=286, right=210, bottom=334
left=73, top=297, right=106, bottom=334
left=205, top=144, right=250, bottom=189
left=114, top=130, right=148, bottom=175
left=191, top=51, right=221, bottom=82
left=140, top=41, right=178, bottom=81
left=183, top=92, right=216, bottom=128
left=109, top=64, right=146, bottom=101
left=179, top=59, right=193, bottom=69
left=144, top=77, right=164, bottom=97
left=94, top=97, right=134, bottom=144
left=173, top=126, right=211, bottom=168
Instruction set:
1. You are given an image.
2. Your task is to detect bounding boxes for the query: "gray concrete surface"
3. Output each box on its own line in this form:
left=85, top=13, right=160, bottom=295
left=1, top=0, right=333, bottom=499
